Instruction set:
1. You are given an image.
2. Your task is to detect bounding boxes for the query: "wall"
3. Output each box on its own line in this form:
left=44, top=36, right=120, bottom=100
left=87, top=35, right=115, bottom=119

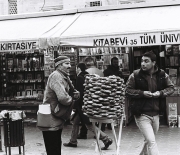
left=0, top=0, right=180, bottom=15
left=17, top=0, right=63, bottom=13
left=0, top=0, right=63, bottom=15
left=63, top=0, right=180, bottom=9
left=0, top=0, right=8, bottom=15
left=63, top=0, right=118, bottom=9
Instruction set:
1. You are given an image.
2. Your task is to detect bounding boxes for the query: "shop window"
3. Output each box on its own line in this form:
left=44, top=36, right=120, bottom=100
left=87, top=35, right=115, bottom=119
left=8, top=0, right=17, bottom=14
left=77, top=47, right=130, bottom=80
left=89, top=1, right=102, bottom=7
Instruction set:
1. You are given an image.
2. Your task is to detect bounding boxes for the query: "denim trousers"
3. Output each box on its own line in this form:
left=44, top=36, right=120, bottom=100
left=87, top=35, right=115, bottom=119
left=134, top=114, right=160, bottom=155
left=70, top=113, right=108, bottom=144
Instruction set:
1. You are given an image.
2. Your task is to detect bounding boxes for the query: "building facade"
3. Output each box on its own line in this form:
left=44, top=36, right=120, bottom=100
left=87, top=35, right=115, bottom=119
left=0, top=0, right=63, bottom=15
left=63, top=0, right=179, bottom=9
left=0, top=0, right=179, bottom=15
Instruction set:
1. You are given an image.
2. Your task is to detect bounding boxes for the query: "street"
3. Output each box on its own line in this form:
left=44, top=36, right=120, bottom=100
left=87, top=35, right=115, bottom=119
left=1, top=122, right=180, bottom=155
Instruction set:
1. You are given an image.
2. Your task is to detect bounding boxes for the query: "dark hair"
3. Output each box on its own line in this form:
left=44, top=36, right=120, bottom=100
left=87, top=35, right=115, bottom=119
left=84, top=57, right=96, bottom=68
left=111, top=57, right=118, bottom=64
left=77, top=63, right=86, bottom=72
left=143, top=50, right=156, bottom=61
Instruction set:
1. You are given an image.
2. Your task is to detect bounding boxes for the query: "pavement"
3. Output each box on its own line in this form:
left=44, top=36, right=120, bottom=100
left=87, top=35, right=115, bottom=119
left=0, top=121, right=180, bottom=155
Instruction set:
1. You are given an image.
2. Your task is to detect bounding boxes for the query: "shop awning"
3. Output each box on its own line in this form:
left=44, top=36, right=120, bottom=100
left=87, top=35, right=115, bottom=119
left=0, top=13, right=76, bottom=51
left=39, top=13, right=80, bottom=48
left=59, top=5, right=180, bottom=47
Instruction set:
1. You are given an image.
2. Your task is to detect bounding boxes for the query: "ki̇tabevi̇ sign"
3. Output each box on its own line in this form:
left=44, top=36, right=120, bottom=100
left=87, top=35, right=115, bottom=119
left=93, top=31, right=180, bottom=47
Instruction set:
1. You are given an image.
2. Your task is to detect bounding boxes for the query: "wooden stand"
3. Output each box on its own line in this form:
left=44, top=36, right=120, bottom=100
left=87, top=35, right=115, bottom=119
left=89, top=116, right=124, bottom=155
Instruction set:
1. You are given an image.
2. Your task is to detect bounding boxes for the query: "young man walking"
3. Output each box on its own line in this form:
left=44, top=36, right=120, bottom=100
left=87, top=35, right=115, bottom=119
left=125, top=51, right=174, bottom=155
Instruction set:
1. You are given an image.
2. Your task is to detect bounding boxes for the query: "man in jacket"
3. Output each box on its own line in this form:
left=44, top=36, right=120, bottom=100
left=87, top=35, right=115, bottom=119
left=102, top=57, right=123, bottom=130
left=63, top=63, right=113, bottom=150
left=64, top=63, right=89, bottom=144
left=41, top=55, right=79, bottom=155
left=85, top=57, right=104, bottom=77
left=75, top=57, right=104, bottom=137
left=125, top=51, right=174, bottom=155
left=103, top=57, right=123, bottom=77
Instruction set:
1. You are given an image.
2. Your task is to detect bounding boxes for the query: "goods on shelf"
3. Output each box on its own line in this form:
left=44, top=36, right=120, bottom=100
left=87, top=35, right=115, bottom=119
left=0, top=51, right=45, bottom=101
left=83, top=74, right=125, bottom=119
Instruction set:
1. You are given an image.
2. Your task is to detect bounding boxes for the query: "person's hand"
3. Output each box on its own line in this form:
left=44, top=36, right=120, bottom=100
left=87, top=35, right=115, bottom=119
left=73, top=91, right=80, bottom=100
left=143, top=91, right=153, bottom=98
left=0, top=110, right=8, bottom=119
left=152, top=91, right=160, bottom=98
left=72, top=109, right=76, bottom=112
left=54, top=105, right=59, bottom=113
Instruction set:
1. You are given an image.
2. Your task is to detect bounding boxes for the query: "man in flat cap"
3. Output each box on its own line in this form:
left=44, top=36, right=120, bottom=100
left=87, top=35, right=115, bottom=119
left=41, top=55, right=79, bottom=155
left=125, top=50, right=174, bottom=155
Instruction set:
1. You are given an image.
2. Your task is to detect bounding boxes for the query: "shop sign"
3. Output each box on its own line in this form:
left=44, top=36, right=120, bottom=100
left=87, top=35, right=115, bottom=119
left=93, top=31, right=180, bottom=47
left=61, top=30, right=180, bottom=47
left=0, top=41, right=37, bottom=52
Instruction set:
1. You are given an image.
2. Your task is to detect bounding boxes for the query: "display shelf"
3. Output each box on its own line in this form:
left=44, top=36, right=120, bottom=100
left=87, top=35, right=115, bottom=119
left=1, top=51, right=45, bottom=102
left=164, top=45, right=180, bottom=86
left=79, top=53, right=126, bottom=56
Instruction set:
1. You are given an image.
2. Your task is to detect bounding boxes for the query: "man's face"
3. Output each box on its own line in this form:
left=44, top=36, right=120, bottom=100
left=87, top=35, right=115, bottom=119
left=141, top=56, right=155, bottom=72
left=112, top=59, right=119, bottom=67
left=76, top=67, right=81, bottom=75
left=59, top=61, right=71, bottom=73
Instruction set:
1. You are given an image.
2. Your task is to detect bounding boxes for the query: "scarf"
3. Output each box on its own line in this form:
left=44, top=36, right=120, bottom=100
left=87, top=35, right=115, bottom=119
left=57, top=69, right=75, bottom=95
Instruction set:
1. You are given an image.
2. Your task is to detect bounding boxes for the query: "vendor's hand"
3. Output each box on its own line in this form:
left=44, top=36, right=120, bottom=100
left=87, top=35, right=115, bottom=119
left=152, top=91, right=160, bottom=98
left=143, top=91, right=153, bottom=98
left=54, top=105, right=59, bottom=113
left=72, top=109, right=76, bottom=112
left=73, top=91, right=80, bottom=100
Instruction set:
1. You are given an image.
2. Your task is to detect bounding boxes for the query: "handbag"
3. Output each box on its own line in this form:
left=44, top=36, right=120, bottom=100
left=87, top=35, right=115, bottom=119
left=37, top=104, right=51, bottom=128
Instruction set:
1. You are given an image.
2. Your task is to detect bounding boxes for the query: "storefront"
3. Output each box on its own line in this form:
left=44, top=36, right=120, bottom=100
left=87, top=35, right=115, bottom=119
left=39, top=4, right=180, bottom=126
left=0, top=11, right=76, bottom=119
left=1, top=3, right=180, bottom=126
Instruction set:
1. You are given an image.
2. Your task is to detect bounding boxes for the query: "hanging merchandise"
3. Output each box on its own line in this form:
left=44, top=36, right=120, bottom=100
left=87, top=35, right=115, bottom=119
left=44, top=48, right=55, bottom=77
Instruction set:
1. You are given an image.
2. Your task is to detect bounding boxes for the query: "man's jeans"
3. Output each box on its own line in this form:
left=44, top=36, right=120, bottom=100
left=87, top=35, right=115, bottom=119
left=70, top=113, right=108, bottom=145
left=134, top=114, right=160, bottom=155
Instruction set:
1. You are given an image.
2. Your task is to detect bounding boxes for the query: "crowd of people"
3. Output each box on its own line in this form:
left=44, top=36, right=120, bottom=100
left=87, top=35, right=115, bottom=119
left=37, top=50, right=174, bottom=155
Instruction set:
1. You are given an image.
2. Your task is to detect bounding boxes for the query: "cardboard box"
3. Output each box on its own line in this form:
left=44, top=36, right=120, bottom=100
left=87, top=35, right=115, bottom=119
left=166, top=103, right=177, bottom=115
left=168, top=115, right=177, bottom=127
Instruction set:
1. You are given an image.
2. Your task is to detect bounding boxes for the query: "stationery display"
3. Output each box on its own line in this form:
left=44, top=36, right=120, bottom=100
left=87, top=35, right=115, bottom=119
left=0, top=51, right=45, bottom=101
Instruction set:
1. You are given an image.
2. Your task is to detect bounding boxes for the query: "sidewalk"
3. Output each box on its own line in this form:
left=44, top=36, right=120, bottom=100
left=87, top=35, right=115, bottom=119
left=0, top=122, right=180, bottom=155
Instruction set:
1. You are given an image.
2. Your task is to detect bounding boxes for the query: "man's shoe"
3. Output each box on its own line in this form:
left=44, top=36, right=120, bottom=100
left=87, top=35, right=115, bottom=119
left=63, top=142, right=77, bottom=147
left=77, top=134, right=87, bottom=139
left=101, top=138, right=113, bottom=150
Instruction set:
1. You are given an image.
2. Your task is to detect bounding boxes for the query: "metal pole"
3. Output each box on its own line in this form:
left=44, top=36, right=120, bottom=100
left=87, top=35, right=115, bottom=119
left=116, top=116, right=124, bottom=155
left=0, top=122, right=3, bottom=152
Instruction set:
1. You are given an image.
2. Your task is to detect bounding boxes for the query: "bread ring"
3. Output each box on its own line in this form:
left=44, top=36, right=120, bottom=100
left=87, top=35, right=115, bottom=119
left=101, top=89, right=111, bottom=94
